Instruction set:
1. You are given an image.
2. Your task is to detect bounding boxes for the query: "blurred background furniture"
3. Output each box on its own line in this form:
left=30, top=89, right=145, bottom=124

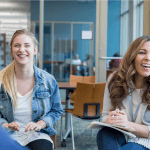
left=83, top=76, right=96, bottom=83
left=61, top=82, right=106, bottom=149
left=58, top=82, right=77, bottom=147
left=61, top=75, right=96, bottom=105
left=61, top=75, right=83, bottom=106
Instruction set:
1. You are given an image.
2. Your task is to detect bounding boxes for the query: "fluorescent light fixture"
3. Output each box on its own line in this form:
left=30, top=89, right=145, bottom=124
left=0, top=3, right=16, bottom=7
left=0, top=28, right=16, bottom=32
left=0, top=31, right=14, bottom=35
left=0, top=12, right=11, bottom=16
left=0, top=24, right=27, bottom=28
left=1, top=19, right=28, bottom=23
left=20, top=20, right=28, bottom=23
left=0, top=12, right=27, bottom=16
left=1, top=20, right=20, bottom=23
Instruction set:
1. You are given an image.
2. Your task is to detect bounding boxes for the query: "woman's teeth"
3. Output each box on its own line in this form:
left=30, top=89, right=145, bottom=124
left=19, top=55, right=26, bottom=58
left=142, top=64, right=150, bottom=68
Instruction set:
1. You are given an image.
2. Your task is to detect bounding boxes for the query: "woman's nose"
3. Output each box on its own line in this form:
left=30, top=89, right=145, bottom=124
left=19, top=46, right=25, bottom=52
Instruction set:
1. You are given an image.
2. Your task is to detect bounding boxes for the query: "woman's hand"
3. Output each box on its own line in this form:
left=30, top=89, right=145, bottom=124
left=2, top=122, right=20, bottom=131
left=25, top=122, right=42, bottom=132
left=105, top=109, right=129, bottom=127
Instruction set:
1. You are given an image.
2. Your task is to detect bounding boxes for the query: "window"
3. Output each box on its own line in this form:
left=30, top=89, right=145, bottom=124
left=120, top=0, right=144, bottom=56
left=136, top=0, right=144, bottom=38
left=120, top=0, right=129, bottom=56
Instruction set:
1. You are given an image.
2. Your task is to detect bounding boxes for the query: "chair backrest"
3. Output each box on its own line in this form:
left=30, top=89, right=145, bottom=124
left=69, top=75, right=83, bottom=84
left=83, top=76, right=96, bottom=83
left=73, top=82, right=94, bottom=117
left=93, top=82, right=106, bottom=115
left=73, top=82, right=106, bottom=118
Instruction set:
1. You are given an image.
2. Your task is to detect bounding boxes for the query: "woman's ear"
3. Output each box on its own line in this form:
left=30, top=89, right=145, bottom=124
left=34, top=47, right=38, bottom=55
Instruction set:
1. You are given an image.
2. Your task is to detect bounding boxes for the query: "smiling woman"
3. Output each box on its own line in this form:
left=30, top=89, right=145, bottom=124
left=135, top=41, right=150, bottom=87
left=97, top=36, right=150, bottom=150
left=0, top=29, right=63, bottom=150
left=11, top=34, right=37, bottom=66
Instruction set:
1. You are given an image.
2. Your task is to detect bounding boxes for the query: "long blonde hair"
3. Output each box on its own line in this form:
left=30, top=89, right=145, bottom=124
left=0, top=29, right=38, bottom=110
left=108, top=36, right=150, bottom=110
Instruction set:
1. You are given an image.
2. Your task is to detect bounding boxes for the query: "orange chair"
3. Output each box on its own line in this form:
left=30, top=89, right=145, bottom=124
left=70, top=76, right=96, bottom=101
left=66, top=82, right=106, bottom=117
left=83, top=76, right=96, bottom=83
left=69, top=75, right=83, bottom=83
left=50, top=135, right=56, bottom=149
left=62, top=82, right=106, bottom=150
left=61, top=75, right=83, bottom=105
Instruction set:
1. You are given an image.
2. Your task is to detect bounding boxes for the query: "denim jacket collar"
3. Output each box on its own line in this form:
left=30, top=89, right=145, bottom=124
left=33, top=65, right=45, bottom=85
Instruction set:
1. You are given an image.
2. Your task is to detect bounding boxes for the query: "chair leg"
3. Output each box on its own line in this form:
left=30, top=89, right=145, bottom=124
left=70, top=114, right=75, bottom=150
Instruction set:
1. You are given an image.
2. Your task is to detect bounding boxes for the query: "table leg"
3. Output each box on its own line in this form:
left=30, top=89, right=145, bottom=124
left=65, top=89, right=71, bottom=131
left=62, top=89, right=71, bottom=139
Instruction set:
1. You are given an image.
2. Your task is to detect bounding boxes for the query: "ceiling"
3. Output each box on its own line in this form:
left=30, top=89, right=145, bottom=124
left=0, top=0, right=30, bottom=41
left=0, top=0, right=95, bottom=41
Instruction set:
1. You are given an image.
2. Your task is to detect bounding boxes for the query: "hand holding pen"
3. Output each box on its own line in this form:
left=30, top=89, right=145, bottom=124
left=106, top=109, right=129, bottom=127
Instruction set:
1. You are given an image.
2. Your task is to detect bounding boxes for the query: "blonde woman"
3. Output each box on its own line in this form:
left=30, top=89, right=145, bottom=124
left=0, top=29, right=63, bottom=150
left=97, top=36, right=150, bottom=150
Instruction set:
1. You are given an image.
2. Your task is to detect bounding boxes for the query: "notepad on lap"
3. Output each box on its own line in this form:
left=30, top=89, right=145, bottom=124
left=88, top=121, right=136, bottom=138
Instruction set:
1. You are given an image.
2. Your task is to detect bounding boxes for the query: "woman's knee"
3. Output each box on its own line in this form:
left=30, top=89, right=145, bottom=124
left=97, top=127, right=112, bottom=143
left=26, top=139, right=53, bottom=150
left=97, top=127, right=125, bottom=143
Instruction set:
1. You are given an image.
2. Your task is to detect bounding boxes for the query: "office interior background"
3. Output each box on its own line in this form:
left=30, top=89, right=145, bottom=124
left=0, top=0, right=148, bottom=83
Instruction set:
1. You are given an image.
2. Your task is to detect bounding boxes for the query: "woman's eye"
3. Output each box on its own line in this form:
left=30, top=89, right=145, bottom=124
left=14, top=45, right=19, bottom=47
left=139, top=51, right=145, bottom=54
left=25, top=45, right=30, bottom=47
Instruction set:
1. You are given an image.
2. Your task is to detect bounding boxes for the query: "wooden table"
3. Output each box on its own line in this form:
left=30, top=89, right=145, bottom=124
left=58, top=82, right=77, bottom=146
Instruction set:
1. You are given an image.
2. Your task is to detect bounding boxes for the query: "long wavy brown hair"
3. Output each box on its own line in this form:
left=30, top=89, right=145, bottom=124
left=108, top=36, right=150, bottom=110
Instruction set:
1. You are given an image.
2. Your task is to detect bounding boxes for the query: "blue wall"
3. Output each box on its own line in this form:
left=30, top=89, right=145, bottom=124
left=107, top=0, right=121, bottom=57
left=31, top=1, right=121, bottom=59
left=31, top=1, right=96, bottom=22
left=31, top=1, right=96, bottom=61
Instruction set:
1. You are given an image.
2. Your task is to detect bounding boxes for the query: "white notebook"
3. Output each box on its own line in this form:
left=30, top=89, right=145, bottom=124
left=88, top=121, right=136, bottom=138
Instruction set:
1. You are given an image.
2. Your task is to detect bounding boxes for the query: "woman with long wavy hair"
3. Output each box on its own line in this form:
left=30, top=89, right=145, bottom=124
left=97, top=36, right=150, bottom=150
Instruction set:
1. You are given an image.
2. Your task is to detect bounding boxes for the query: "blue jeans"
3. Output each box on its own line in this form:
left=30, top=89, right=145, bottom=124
left=96, top=127, right=149, bottom=150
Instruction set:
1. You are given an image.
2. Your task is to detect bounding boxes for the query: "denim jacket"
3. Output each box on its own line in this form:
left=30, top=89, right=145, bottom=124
left=0, top=65, right=63, bottom=136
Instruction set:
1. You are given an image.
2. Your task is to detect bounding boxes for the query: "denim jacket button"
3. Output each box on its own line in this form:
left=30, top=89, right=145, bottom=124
left=34, top=110, right=37, bottom=113
left=33, top=97, right=35, bottom=100
left=44, top=93, right=46, bottom=97
left=0, top=105, right=3, bottom=109
left=2, top=95, right=5, bottom=99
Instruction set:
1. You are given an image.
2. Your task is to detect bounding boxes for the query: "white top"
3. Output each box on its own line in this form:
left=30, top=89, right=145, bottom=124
left=72, top=59, right=81, bottom=71
left=11, top=89, right=53, bottom=146
left=102, top=73, right=150, bottom=149
left=72, top=59, right=81, bottom=65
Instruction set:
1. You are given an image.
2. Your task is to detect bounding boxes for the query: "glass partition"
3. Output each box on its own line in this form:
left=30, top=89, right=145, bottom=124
left=33, top=21, right=94, bottom=82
